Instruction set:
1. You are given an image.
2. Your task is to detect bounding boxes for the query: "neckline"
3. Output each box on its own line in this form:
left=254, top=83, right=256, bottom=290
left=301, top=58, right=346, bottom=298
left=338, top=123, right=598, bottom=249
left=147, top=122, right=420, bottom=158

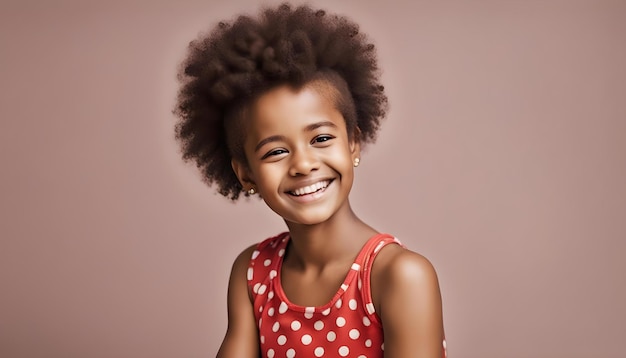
left=273, top=232, right=390, bottom=312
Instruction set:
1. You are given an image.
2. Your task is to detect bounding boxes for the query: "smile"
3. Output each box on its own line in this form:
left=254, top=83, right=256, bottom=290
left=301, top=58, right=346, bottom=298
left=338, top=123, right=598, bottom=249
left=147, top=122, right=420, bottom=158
left=288, top=180, right=331, bottom=196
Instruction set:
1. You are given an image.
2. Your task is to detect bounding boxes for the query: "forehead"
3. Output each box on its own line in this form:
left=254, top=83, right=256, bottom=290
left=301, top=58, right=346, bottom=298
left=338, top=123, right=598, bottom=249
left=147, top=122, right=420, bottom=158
left=248, top=84, right=346, bottom=134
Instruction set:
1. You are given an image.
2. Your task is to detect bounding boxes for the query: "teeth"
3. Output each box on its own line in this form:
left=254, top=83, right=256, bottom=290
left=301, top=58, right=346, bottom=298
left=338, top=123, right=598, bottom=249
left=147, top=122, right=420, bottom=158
left=291, top=180, right=330, bottom=196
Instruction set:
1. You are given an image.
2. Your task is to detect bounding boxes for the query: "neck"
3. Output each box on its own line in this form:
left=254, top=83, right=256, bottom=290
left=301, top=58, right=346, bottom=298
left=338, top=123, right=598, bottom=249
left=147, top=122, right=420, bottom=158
left=283, top=201, right=378, bottom=270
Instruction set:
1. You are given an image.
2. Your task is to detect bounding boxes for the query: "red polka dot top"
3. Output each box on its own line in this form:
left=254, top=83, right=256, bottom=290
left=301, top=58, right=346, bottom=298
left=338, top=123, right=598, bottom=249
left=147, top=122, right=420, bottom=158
left=247, top=232, right=448, bottom=358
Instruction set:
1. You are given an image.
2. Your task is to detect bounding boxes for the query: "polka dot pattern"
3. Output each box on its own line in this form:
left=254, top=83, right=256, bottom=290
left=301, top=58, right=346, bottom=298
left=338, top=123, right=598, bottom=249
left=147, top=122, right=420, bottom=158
left=291, top=320, right=301, bottom=331
left=336, top=316, right=346, bottom=327
left=277, top=335, right=286, bottom=345
left=313, top=320, right=324, bottom=331
left=247, top=232, right=448, bottom=358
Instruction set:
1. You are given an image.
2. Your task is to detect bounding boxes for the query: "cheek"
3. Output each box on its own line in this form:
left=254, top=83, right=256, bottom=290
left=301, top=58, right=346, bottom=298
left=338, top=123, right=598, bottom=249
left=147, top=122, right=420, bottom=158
left=334, top=145, right=356, bottom=168
left=254, top=165, right=283, bottom=190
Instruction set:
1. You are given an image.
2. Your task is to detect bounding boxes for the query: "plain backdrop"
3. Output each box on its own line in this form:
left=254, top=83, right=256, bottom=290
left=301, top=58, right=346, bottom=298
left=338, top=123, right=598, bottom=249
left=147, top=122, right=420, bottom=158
left=1, top=0, right=625, bottom=357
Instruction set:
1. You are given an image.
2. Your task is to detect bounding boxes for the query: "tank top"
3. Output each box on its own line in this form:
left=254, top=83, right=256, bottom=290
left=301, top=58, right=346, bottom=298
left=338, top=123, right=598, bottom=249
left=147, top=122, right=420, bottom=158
left=248, top=232, right=447, bottom=357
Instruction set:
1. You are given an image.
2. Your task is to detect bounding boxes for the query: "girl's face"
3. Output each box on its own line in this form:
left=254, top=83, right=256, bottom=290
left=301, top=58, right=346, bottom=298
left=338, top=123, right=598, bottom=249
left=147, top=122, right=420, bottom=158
left=232, top=83, right=360, bottom=226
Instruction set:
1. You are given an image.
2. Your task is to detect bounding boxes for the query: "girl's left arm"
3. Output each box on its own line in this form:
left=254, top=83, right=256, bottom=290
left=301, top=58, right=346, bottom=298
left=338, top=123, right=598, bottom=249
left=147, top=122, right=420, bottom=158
left=376, top=248, right=445, bottom=358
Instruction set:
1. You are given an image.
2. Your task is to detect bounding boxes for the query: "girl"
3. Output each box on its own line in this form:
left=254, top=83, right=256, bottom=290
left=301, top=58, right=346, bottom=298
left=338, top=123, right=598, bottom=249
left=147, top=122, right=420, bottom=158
left=174, top=4, right=447, bottom=357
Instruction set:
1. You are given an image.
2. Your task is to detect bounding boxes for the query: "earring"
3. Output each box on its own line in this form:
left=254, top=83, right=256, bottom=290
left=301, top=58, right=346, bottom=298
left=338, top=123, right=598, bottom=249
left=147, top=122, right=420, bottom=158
left=247, top=187, right=256, bottom=195
left=353, top=158, right=360, bottom=167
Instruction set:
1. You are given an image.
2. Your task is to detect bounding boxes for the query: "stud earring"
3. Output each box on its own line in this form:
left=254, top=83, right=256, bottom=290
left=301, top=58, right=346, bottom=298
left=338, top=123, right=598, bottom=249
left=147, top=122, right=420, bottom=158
left=353, top=158, right=360, bottom=167
left=247, top=187, right=256, bottom=195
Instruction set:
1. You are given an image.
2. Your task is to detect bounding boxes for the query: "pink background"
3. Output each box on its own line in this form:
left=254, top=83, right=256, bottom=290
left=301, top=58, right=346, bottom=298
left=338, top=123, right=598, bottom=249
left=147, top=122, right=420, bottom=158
left=1, top=0, right=625, bottom=357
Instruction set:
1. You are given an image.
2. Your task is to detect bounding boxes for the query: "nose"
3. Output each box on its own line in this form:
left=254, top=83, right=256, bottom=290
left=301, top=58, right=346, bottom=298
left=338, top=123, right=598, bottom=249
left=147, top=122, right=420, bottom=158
left=288, top=147, right=320, bottom=176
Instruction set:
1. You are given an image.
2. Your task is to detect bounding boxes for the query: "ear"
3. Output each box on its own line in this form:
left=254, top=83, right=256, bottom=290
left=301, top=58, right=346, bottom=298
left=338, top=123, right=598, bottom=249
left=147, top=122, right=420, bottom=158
left=231, top=159, right=256, bottom=191
left=350, top=127, right=362, bottom=159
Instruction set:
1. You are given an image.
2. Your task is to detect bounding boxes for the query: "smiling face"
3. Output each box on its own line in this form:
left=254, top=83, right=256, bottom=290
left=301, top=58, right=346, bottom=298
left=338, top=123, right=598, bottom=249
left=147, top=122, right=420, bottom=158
left=231, top=82, right=360, bottom=226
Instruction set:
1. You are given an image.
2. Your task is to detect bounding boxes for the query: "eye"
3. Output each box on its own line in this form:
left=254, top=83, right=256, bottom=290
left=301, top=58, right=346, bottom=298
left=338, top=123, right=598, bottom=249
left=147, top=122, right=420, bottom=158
left=312, top=135, right=334, bottom=144
left=261, top=148, right=288, bottom=159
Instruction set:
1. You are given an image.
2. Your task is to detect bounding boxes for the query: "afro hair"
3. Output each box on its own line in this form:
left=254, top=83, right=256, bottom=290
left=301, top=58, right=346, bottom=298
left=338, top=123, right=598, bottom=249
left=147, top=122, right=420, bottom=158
left=174, top=3, right=388, bottom=200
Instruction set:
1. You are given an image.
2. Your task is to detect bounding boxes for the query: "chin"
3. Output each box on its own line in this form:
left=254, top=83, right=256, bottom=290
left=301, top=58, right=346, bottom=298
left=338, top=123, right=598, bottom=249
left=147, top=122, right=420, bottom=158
left=264, top=195, right=347, bottom=227
left=280, top=208, right=336, bottom=227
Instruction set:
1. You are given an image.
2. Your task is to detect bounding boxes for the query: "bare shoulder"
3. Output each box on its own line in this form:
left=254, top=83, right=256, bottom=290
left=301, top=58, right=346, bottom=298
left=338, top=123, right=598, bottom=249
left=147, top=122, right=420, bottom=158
left=232, top=243, right=258, bottom=274
left=216, top=243, right=260, bottom=358
left=371, top=244, right=445, bottom=357
left=372, top=244, right=440, bottom=294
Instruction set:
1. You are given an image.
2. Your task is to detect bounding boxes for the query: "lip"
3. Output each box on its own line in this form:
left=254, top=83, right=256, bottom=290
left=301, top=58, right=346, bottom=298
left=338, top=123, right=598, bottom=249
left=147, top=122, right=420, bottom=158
left=285, top=179, right=334, bottom=203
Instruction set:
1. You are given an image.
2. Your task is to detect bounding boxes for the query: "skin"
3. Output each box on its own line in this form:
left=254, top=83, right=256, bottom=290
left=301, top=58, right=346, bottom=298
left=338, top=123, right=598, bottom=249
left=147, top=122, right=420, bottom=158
left=217, top=83, right=445, bottom=358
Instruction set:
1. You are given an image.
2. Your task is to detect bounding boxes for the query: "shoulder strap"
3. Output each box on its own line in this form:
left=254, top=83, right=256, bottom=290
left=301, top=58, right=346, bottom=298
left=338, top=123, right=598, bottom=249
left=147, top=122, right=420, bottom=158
left=247, top=232, right=289, bottom=302
left=358, top=234, right=404, bottom=325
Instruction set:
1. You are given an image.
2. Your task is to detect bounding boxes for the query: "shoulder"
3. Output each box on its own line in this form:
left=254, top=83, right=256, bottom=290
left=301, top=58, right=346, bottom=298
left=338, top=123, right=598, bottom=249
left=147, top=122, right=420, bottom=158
left=233, top=232, right=287, bottom=265
left=218, top=243, right=262, bottom=357
left=232, top=243, right=258, bottom=274
left=231, top=232, right=288, bottom=284
left=227, top=243, right=258, bottom=300
left=372, top=244, right=440, bottom=301
left=371, top=244, right=445, bottom=356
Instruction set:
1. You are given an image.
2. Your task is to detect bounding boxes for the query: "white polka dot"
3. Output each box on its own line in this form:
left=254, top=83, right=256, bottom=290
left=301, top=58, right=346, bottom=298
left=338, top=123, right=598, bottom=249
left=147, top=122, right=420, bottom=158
left=363, top=316, right=371, bottom=326
left=267, top=348, right=275, bottom=358
left=335, top=298, right=342, bottom=309
left=340, top=283, right=348, bottom=291
left=365, top=339, right=372, bottom=347
left=279, top=301, right=288, bottom=314
left=301, top=334, right=312, bottom=345
left=286, top=348, right=296, bottom=358
left=268, top=307, right=275, bottom=316
left=314, top=347, right=324, bottom=357
left=357, top=356, right=366, bottom=358
left=264, top=259, right=272, bottom=266
left=336, top=316, right=346, bottom=327
left=327, top=331, right=336, bottom=342
left=272, top=322, right=280, bottom=332
left=349, top=328, right=360, bottom=339
left=338, top=346, right=349, bottom=357
left=247, top=267, right=253, bottom=281
left=269, top=270, right=277, bottom=279
left=278, top=248, right=285, bottom=257
left=322, top=307, right=331, bottom=316
left=381, top=343, right=385, bottom=351
left=258, top=284, right=267, bottom=295
left=277, top=335, right=287, bottom=345
left=251, top=250, right=260, bottom=259
left=258, top=318, right=262, bottom=327
left=253, top=283, right=260, bottom=293
left=349, top=299, right=357, bottom=310
left=268, top=291, right=274, bottom=299
left=291, top=320, right=301, bottom=331
left=314, top=320, right=324, bottom=331
left=374, top=241, right=385, bottom=253
left=358, top=277, right=362, bottom=289
left=351, top=263, right=361, bottom=271
left=366, top=302, right=376, bottom=315
left=304, top=306, right=315, bottom=319
left=260, top=335, right=265, bottom=344
left=259, top=306, right=263, bottom=312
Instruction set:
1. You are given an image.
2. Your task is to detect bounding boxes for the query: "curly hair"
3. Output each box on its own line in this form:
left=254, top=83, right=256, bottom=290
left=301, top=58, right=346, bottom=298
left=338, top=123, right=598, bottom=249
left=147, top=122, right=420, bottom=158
left=174, top=3, right=388, bottom=200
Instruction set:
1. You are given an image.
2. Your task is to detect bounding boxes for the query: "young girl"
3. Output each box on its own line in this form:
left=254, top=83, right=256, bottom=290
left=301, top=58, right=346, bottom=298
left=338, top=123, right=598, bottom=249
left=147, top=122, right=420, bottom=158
left=174, top=4, right=447, bottom=357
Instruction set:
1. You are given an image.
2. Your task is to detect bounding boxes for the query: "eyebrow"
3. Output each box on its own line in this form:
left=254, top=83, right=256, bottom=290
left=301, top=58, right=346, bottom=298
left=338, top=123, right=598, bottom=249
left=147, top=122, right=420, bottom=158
left=254, top=121, right=338, bottom=152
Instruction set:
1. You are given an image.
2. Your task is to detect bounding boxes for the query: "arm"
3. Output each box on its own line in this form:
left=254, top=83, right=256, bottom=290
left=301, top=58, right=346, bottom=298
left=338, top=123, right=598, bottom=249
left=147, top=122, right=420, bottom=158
left=374, top=247, right=445, bottom=358
left=216, top=245, right=260, bottom=358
